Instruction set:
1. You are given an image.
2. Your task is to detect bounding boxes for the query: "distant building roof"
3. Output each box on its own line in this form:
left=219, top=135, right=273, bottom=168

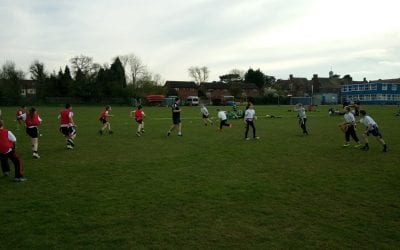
left=165, top=81, right=198, bottom=89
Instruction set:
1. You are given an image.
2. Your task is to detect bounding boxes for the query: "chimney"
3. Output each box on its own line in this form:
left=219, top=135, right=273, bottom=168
left=289, top=74, right=293, bottom=80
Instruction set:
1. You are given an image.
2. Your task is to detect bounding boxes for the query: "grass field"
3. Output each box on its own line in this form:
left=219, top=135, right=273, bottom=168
left=0, top=104, right=399, bottom=249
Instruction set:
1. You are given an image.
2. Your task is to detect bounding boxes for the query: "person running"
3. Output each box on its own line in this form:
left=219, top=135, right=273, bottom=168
left=166, top=97, right=182, bottom=137
left=200, top=104, right=213, bottom=126
left=25, top=107, right=42, bottom=159
left=132, top=105, right=145, bottom=137
left=0, top=120, right=25, bottom=182
left=359, top=110, right=388, bottom=152
left=341, top=106, right=361, bottom=147
left=59, top=104, right=77, bottom=149
left=294, top=103, right=308, bottom=135
left=217, top=108, right=232, bottom=131
left=99, top=105, right=113, bottom=135
left=15, top=105, right=26, bottom=130
left=244, top=102, right=259, bottom=140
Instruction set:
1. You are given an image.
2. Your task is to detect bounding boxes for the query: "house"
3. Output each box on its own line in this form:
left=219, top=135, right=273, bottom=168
left=164, top=81, right=198, bottom=100
left=20, top=80, right=36, bottom=96
left=340, top=78, right=400, bottom=105
left=199, top=81, right=260, bottom=104
left=276, top=75, right=311, bottom=97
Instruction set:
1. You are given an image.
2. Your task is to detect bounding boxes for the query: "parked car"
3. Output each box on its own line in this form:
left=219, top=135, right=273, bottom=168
left=186, top=96, right=199, bottom=106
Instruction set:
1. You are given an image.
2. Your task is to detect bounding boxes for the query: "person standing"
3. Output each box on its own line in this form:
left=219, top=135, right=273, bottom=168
left=200, top=104, right=213, bottom=126
left=0, top=120, right=25, bottom=182
left=217, top=108, right=232, bottom=131
left=99, top=105, right=113, bottom=135
left=15, top=105, right=26, bottom=130
left=244, top=102, right=259, bottom=140
left=166, top=97, right=182, bottom=137
left=132, top=105, right=145, bottom=137
left=294, top=103, right=308, bottom=135
left=25, top=107, right=42, bottom=159
left=342, top=106, right=361, bottom=147
left=59, top=104, right=77, bottom=149
left=359, top=110, right=388, bottom=152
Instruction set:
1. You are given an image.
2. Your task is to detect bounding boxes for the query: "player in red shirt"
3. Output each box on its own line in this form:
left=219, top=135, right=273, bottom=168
left=99, top=105, right=113, bottom=135
left=0, top=120, right=25, bottom=182
left=59, top=104, right=77, bottom=149
left=25, top=107, right=42, bottom=159
left=15, top=105, right=26, bottom=130
left=131, top=105, right=145, bottom=137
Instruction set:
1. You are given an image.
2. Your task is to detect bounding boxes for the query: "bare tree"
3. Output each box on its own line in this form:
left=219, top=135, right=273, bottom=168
left=188, top=66, right=209, bottom=84
left=69, top=55, right=94, bottom=76
left=119, top=53, right=147, bottom=85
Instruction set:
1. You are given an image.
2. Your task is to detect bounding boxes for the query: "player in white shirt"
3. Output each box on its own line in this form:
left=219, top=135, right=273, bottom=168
left=359, top=110, right=387, bottom=152
left=244, top=102, right=259, bottom=140
left=342, top=106, right=361, bottom=147
left=217, top=109, right=232, bottom=130
left=294, top=103, right=308, bottom=135
left=200, top=104, right=213, bottom=126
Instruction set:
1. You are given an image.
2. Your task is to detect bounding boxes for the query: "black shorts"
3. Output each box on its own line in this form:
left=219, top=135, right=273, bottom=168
left=367, top=127, right=382, bottom=137
left=99, top=118, right=107, bottom=124
left=26, top=127, right=38, bottom=138
left=136, top=119, right=143, bottom=124
left=60, top=126, right=77, bottom=137
left=202, top=114, right=209, bottom=119
left=173, top=117, right=181, bottom=125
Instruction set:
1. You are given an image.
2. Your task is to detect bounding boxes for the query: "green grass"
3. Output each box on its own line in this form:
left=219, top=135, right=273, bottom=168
left=0, top=104, right=399, bottom=249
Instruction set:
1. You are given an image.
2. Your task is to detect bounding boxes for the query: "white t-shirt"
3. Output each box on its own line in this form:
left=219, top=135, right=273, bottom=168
left=296, top=107, right=306, bottom=119
left=200, top=107, right=209, bottom=116
left=218, top=111, right=227, bottom=121
left=344, top=112, right=355, bottom=124
left=244, top=109, right=256, bottom=121
left=360, top=115, right=378, bottom=130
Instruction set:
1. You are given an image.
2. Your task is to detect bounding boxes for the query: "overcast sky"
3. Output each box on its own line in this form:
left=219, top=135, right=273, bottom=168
left=1, top=0, right=399, bottom=82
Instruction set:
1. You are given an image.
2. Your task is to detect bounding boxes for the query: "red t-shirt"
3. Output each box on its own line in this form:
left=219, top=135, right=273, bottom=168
left=25, top=114, right=40, bottom=127
left=60, top=109, right=72, bottom=125
left=135, top=109, right=143, bottom=121
left=0, top=128, right=13, bottom=154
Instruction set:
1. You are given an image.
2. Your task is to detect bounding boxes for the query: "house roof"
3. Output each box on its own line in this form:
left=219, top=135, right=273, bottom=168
left=369, top=78, right=400, bottom=83
left=165, top=81, right=198, bottom=89
left=199, top=82, right=230, bottom=89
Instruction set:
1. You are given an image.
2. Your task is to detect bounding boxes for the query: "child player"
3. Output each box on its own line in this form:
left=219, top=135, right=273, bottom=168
left=59, top=104, right=77, bottom=149
left=341, top=106, right=361, bottom=148
left=99, top=105, right=113, bottom=135
left=217, top=108, right=232, bottom=131
left=166, top=97, right=182, bottom=137
left=359, top=110, right=388, bottom=152
left=15, top=105, right=26, bottom=130
left=294, top=103, right=308, bottom=135
left=244, top=102, right=259, bottom=140
left=132, top=105, right=145, bottom=137
left=200, top=104, right=213, bottom=126
left=25, top=107, right=42, bottom=159
left=0, top=120, right=26, bottom=182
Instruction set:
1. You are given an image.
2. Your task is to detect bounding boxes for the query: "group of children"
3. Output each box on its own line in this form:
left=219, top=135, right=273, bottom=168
left=0, top=100, right=389, bottom=182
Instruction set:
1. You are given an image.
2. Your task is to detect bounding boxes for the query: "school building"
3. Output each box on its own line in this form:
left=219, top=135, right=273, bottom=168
left=340, top=79, right=400, bottom=105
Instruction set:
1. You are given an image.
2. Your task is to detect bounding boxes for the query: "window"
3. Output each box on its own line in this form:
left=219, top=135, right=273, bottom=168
left=371, top=84, right=377, bottom=90
left=393, top=84, right=398, bottom=91
left=382, top=84, right=387, bottom=91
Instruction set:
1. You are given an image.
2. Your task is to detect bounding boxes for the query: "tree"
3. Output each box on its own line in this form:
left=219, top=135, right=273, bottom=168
left=244, top=68, right=266, bottom=90
left=70, top=55, right=94, bottom=76
left=188, top=66, right=209, bottom=84
left=0, top=61, right=25, bottom=100
left=119, top=53, right=147, bottom=86
left=219, top=73, right=242, bottom=83
left=29, top=60, right=48, bottom=98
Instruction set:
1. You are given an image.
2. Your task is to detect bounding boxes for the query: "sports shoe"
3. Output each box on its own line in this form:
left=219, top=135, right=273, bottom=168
left=33, top=152, right=40, bottom=159
left=98, top=130, right=103, bottom=135
left=178, top=133, right=183, bottom=137
left=3, top=172, right=10, bottom=177
left=136, top=132, right=141, bottom=137
left=109, top=130, right=114, bottom=135
left=245, top=137, right=250, bottom=140
left=229, top=124, right=232, bottom=128
left=141, top=129, right=145, bottom=134
left=67, top=145, right=74, bottom=149
left=383, top=145, right=388, bottom=152
left=354, top=143, right=361, bottom=148
left=14, top=177, right=27, bottom=182
left=67, top=139, right=75, bottom=147
left=254, top=137, right=260, bottom=140
left=166, top=131, right=171, bottom=137
left=343, top=143, right=350, bottom=147
left=361, top=145, right=369, bottom=151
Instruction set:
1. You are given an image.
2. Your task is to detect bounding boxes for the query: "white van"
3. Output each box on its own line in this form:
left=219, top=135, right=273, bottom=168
left=186, top=96, right=199, bottom=106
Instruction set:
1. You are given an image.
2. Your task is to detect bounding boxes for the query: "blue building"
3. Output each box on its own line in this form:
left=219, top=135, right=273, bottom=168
left=340, top=79, right=400, bottom=105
